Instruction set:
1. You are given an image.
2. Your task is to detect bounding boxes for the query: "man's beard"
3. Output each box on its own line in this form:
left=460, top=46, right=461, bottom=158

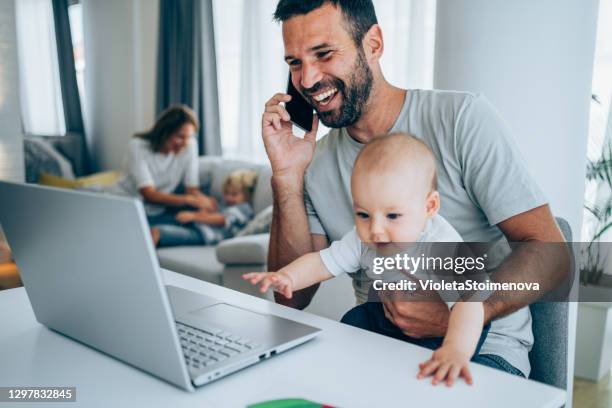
left=308, top=50, right=373, bottom=128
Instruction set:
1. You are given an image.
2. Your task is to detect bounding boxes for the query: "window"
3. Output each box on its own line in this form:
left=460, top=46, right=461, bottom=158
left=583, top=0, right=612, bottom=241
left=68, top=0, right=86, bottom=115
left=212, top=0, right=436, bottom=162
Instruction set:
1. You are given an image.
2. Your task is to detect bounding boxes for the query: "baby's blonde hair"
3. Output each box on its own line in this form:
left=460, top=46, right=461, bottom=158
left=222, top=169, right=258, bottom=201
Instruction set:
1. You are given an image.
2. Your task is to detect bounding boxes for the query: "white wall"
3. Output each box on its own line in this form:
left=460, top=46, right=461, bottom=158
left=82, top=0, right=158, bottom=171
left=434, top=0, right=598, bottom=238
left=434, top=1, right=599, bottom=405
left=0, top=0, right=24, bottom=183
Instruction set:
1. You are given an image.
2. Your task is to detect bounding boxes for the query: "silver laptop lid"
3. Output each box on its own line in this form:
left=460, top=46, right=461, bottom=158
left=0, top=182, right=192, bottom=390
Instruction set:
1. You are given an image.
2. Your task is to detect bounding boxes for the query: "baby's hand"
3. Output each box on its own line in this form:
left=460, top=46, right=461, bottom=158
left=242, top=272, right=294, bottom=298
left=176, top=211, right=196, bottom=224
left=417, top=345, right=473, bottom=386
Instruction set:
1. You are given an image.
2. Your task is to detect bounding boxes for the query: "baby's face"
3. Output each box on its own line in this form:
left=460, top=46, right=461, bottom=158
left=223, top=187, right=246, bottom=206
left=352, top=167, right=438, bottom=252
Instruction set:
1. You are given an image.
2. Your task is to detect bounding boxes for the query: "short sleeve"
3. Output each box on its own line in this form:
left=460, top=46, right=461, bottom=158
left=304, top=185, right=326, bottom=236
left=183, top=138, right=199, bottom=188
left=222, top=203, right=254, bottom=236
left=455, top=95, right=547, bottom=225
left=127, top=140, right=155, bottom=189
left=319, top=227, right=362, bottom=276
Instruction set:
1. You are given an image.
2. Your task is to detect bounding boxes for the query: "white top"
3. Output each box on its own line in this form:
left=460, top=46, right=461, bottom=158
left=320, top=215, right=464, bottom=307
left=113, top=137, right=199, bottom=215
left=0, top=270, right=566, bottom=407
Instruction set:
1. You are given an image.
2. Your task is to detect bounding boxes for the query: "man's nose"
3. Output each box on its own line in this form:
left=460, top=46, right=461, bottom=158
left=300, top=62, right=323, bottom=91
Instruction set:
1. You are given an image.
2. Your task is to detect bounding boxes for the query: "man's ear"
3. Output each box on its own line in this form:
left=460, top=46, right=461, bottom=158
left=363, top=24, right=383, bottom=62
left=425, top=191, right=440, bottom=217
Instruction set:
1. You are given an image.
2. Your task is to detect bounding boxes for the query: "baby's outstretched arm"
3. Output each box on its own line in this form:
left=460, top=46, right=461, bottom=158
left=417, top=302, right=484, bottom=386
left=243, top=252, right=333, bottom=299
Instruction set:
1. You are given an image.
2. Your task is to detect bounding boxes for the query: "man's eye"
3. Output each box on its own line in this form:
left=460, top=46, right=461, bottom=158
left=387, top=213, right=402, bottom=220
left=356, top=212, right=369, bottom=219
left=316, top=51, right=332, bottom=59
left=288, top=60, right=301, bottom=67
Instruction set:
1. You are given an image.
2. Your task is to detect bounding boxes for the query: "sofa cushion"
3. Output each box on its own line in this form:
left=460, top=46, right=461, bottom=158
left=157, top=246, right=223, bottom=285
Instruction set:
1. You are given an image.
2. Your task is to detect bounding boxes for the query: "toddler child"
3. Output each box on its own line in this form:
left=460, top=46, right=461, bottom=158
left=244, top=133, right=487, bottom=386
left=152, top=169, right=256, bottom=247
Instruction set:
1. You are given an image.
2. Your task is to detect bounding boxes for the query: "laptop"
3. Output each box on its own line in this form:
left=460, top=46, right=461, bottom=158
left=0, top=181, right=320, bottom=391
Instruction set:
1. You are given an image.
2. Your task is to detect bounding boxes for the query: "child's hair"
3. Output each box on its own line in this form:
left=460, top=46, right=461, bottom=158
left=354, top=132, right=437, bottom=192
left=222, top=170, right=258, bottom=201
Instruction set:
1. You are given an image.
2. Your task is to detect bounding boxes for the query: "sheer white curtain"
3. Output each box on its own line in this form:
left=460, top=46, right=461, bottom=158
left=15, top=0, right=66, bottom=136
left=213, top=0, right=437, bottom=162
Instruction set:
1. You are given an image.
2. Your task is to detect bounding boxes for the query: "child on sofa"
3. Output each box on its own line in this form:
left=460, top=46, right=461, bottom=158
left=152, top=169, right=257, bottom=247
left=244, top=133, right=488, bottom=387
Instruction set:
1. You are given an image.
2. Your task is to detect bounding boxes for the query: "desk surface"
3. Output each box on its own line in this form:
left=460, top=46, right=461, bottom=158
left=0, top=270, right=566, bottom=408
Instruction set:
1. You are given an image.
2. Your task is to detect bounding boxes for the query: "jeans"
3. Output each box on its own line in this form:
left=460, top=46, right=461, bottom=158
left=341, top=302, right=490, bottom=356
left=155, top=223, right=204, bottom=247
left=146, top=207, right=206, bottom=247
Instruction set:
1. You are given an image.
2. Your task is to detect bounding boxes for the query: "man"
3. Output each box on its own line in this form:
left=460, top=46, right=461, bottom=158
left=262, top=0, right=567, bottom=377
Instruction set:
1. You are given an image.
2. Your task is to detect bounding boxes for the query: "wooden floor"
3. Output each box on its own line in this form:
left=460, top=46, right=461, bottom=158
left=574, top=374, right=612, bottom=408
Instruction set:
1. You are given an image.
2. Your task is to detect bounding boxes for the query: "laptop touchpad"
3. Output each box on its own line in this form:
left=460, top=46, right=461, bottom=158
left=177, top=303, right=297, bottom=344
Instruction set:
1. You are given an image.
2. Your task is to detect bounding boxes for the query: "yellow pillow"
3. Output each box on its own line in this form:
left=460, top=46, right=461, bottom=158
left=39, top=171, right=121, bottom=189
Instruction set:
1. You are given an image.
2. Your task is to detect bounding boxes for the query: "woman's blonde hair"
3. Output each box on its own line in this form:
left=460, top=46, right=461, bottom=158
left=222, top=170, right=258, bottom=201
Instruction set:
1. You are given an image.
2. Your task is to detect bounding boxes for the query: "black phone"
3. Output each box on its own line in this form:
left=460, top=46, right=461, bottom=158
left=285, top=73, right=314, bottom=132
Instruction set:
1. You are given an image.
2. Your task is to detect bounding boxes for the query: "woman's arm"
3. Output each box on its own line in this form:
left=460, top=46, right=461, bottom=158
left=139, top=186, right=191, bottom=207
left=189, top=211, right=226, bottom=226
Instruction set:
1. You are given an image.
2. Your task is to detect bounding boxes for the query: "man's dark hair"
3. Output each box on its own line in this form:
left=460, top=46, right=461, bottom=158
left=273, top=0, right=378, bottom=46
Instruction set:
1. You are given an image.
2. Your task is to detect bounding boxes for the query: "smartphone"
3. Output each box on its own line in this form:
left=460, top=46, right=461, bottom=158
left=285, top=73, right=314, bottom=132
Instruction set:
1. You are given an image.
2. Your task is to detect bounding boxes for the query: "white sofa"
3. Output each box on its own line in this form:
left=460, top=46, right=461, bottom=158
left=157, top=156, right=355, bottom=320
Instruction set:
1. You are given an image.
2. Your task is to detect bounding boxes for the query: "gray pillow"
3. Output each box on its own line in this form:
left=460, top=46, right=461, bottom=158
left=24, top=137, right=75, bottom=183
left=236, top=205, right=273, bottom=237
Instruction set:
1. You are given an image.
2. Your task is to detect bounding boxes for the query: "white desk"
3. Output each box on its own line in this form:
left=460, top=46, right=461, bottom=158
left=0, top=270, right=566, bottom=408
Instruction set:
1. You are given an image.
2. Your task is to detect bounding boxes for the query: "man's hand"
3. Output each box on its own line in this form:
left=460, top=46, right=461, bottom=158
left=381, top=299, right=450, bottom=338
left=262, top=93, right=319, bottom=176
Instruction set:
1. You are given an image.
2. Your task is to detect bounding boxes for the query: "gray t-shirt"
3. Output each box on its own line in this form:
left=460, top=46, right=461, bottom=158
left=303, top=89, right=546, bottom=377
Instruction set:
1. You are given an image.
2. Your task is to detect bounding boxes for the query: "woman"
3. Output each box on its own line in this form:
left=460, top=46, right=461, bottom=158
left=114, top=105, right=216, bottom=227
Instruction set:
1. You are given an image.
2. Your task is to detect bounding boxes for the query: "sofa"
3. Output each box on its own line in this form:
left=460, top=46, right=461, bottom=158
left=157, top=156, right=356, bottom=321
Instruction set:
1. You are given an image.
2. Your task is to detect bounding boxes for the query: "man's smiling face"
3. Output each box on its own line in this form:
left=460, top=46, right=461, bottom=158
left=282, top=3, right=373, bottom=128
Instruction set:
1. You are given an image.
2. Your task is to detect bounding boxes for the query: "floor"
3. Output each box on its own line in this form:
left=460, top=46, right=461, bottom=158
left=574, top=374, right=612, bottom=408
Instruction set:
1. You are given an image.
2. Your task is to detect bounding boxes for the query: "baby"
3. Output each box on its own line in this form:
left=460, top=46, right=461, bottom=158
left=244, top=133, right=486, bottom=386
left=152, top=169, right=257, bottom=247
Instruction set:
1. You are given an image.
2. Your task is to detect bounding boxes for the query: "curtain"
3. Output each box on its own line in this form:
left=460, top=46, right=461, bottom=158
left=15, top=0, right=66, bottom=137
left=51, top=0, right=91, bottom=175
left=157, top=0, right=221, bottom=156
left=213, top=0, right=437, bottom=163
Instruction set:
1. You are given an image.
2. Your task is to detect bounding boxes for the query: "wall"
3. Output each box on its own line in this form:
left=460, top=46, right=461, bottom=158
left=434, top=0, right=599, bottom=405
left=82, top=0, right=158, bottom=171
left=0, top=0, right=24, bottom=183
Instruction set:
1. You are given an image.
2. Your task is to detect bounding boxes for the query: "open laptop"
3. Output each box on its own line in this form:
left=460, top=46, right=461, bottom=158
left=0, top=181, right=320, bottom=390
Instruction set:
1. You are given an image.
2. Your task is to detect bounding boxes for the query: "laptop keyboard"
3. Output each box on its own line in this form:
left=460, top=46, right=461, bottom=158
left=176, top=322, right=261, bottom=371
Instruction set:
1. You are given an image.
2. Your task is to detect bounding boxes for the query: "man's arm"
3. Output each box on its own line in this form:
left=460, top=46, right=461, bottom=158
left=482, top=204, right=569, bottom=322
left=382, top=204, right=569, bottom=338
left=268, top=172, right=329, bottom=308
